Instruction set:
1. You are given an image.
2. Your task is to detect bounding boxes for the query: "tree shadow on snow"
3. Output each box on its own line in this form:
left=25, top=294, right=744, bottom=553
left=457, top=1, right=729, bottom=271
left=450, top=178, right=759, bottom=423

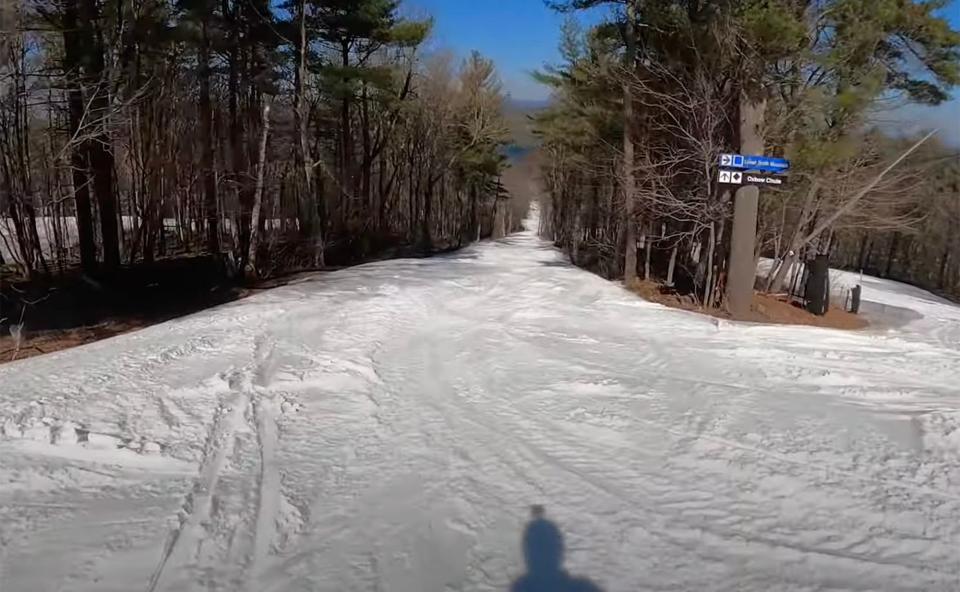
left=538, top=260, right=574, bottom=268
left=510, top=506, right=604, bottom=592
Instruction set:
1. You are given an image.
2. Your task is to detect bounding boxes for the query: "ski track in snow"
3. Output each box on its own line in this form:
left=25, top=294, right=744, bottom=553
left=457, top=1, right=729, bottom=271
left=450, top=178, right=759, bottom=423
left=1, top=205, right=960, bottom=591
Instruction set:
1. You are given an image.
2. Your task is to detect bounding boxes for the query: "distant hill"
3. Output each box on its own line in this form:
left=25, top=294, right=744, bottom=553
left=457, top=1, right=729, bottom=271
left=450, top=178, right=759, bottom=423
left=507, top=98, right=551, bottom=111
left=504, top=98, right=550, bottom=149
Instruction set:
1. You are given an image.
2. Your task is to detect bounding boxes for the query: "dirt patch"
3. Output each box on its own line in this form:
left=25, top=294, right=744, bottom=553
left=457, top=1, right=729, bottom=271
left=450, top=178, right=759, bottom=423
left=0, top=319, right=156, bottom=363
left=627, top=279, right=869, bottom=330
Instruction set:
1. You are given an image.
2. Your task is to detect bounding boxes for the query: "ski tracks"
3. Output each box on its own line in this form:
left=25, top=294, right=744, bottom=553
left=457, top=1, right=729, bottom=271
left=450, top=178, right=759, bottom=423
left=146, top=336, right=299, bottom=592
left=146, top=389, right=249, bottom=592
left=248, top=396, right=281, bottom=590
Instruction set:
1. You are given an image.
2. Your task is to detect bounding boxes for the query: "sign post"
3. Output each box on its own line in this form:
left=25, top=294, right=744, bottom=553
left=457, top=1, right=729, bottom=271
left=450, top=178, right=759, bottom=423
left=720, top=138, right=790, bottom=317
left=725, top=97, right=773, bottom=318
left=727, top=181, right=760, bottom=317
left=716, top=148, right=791, bottom=317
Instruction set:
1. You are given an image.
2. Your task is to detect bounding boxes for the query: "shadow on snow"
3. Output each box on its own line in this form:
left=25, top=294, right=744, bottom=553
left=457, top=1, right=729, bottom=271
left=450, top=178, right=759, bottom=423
left=510, top=505, right=604, bottom=592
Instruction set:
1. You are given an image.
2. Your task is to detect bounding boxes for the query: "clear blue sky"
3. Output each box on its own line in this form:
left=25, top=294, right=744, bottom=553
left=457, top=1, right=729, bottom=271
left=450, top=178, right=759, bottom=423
left=408, top=0, right=608, bottom=101
left=410, top=0, right=960, bottom=142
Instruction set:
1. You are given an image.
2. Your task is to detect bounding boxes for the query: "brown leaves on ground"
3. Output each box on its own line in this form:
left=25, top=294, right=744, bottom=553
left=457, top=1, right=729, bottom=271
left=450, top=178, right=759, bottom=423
left=0, top=320, right=152, bottom=364
left=627, top=279, right=868, bottom=330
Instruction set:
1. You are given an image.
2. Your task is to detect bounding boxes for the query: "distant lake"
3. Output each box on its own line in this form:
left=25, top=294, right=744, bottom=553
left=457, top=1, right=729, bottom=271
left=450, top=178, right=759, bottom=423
left=502, top=144, right=532, bottom=163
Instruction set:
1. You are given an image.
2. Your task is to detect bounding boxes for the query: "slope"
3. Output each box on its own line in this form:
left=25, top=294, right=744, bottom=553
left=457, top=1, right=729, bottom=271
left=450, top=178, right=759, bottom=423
left=1, top=206, right=958, bottom=592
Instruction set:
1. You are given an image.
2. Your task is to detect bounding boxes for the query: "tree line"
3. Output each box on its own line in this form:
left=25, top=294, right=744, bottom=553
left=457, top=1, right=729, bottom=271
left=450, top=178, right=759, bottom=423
left=0, top=0, right=518, bottom=282
left=535, top=0, right=960, bottom=307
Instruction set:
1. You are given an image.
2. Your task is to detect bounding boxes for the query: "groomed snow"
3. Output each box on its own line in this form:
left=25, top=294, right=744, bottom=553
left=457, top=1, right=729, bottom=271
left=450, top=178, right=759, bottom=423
left=1, top=206, right=958, bottom=591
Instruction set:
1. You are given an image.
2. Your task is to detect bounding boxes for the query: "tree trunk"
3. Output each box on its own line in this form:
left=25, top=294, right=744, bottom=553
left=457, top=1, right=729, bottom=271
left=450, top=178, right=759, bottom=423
left=643, top=224, right=652, bottom=281
left=704, top=222, right=716, bottom=307
left=666, top=243, right=678, bottom=287
left=377, top=149, right=390, bottom=230
left=294, top=0, right=323, bottom=266
left=245, top=101, right=270, bottom=279
left=79, top=0, right=119, bottom=271
left=900, top=236, right=914, bottom=272
left=340, top=39, right=353, bottom=223
left=765, top=179, right=820, bottom=292
left=469, top=185, right=479, bottom=243
left=885, top=232, right=900, bottom=278
left=438, top=172, right=445, bottom=239
left=726, top=91, right=766, bottom=317
left=407, top=148, right=416, bottom=237
left=61, top=0, right=97, bottom=272
left=621, top=0, right=639, bottom=283
left=360, top=83, right=372, bottom=214
left=939, top=243, right=952, bottom=289
left=421, top=181, right=434, bottom=250
left=223, top=0, right=245, bottom=250
left=857, top=233, right=870, bottom=271
left=199, top=17, right=219, bottom=254
left=864, top=237, right=874, bottom=271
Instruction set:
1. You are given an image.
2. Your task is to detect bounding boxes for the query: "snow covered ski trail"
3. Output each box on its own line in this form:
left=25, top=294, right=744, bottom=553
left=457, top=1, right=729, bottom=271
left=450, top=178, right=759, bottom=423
left=2, top=206, right=959, bottom=591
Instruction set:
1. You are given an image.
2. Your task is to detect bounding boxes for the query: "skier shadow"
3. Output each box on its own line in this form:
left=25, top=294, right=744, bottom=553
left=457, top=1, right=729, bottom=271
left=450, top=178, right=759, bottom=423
left=510, top=505, right=605, bottom=592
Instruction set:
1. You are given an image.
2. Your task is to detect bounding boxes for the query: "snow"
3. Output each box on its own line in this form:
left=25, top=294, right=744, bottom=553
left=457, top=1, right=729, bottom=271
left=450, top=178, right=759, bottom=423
left=1, top=205, right=959, bottom=591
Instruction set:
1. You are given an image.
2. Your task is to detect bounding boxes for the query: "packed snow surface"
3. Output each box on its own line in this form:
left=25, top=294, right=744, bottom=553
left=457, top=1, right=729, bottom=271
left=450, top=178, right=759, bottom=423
left=1, top=207, right=959, bottom=591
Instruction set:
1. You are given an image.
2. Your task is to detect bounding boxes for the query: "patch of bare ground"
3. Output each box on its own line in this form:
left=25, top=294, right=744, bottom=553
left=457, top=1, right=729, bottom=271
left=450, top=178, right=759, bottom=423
left=0, top=319, right=154, bottom=363
left=627, top=279, right=869, bottom=330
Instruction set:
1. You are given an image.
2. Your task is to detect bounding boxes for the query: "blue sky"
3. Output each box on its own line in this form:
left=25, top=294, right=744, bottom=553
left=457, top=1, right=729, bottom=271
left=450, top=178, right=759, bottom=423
left=410, top=0, right=960, bottom=142
left=407, top=0, right=608, bottom=101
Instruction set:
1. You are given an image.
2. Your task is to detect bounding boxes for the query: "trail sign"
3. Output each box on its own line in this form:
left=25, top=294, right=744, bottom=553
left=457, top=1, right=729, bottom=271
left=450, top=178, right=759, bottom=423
left=718, top=170, right=743, bottom=184
left=744, top=174, right=784, bottom=186
left=719, top=154, right=790, bottom=173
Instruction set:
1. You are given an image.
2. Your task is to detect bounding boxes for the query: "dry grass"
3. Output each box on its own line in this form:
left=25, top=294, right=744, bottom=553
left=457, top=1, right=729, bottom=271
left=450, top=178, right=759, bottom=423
left=627, top=279, right=869, bottom=330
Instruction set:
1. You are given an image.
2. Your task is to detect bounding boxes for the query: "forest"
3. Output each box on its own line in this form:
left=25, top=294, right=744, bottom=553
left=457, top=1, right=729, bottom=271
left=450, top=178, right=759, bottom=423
left=0, top=0, right=523, bottom=285
left=534, top=0, right=960, bottom=312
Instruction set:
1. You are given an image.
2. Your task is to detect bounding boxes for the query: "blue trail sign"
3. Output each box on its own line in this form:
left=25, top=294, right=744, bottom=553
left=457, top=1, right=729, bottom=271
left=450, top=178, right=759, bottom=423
left=719, top=154, right=790, bottom=173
